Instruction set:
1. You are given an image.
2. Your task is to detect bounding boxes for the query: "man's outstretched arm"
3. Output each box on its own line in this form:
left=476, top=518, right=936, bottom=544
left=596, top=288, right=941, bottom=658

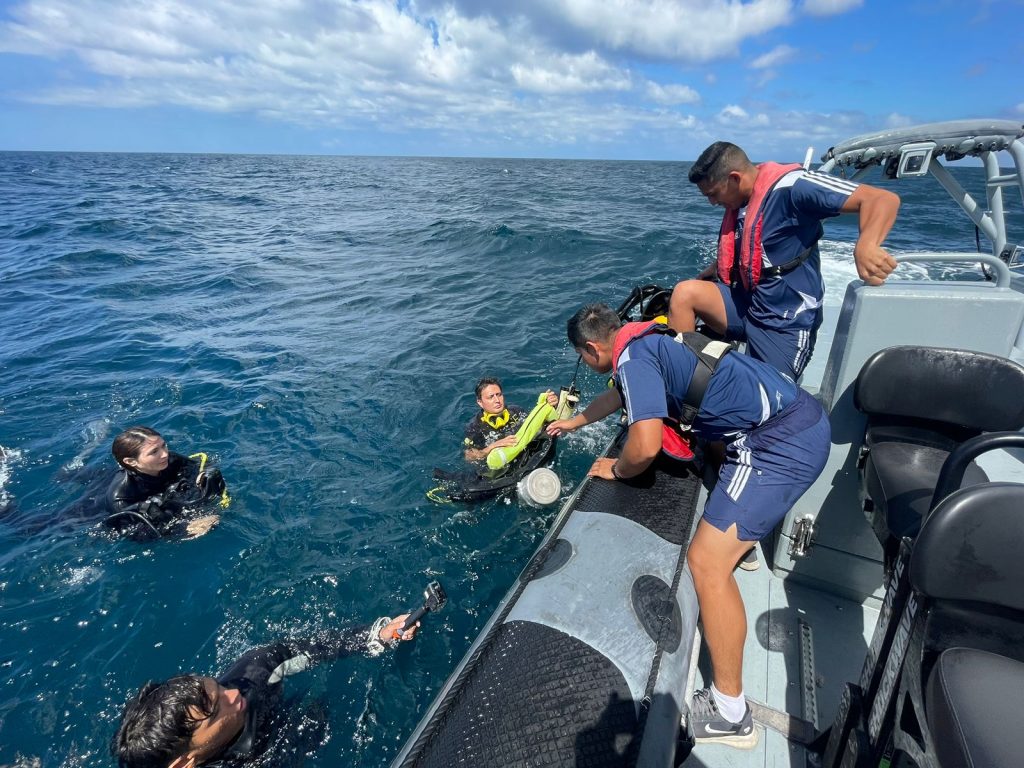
left=220, top=615, right=417, bottom=686
left=842, top=184, right=901, bottom=286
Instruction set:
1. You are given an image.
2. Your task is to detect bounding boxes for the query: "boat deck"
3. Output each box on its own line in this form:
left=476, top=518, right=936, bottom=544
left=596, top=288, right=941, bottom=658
left=683, top=539, right=879, bottom=767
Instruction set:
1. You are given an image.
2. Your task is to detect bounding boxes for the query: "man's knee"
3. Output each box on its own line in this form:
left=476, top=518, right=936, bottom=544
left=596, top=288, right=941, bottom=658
left=671, top=279, right=701, bottom=306
left=687, top=541, right=723, bottom=584
left=670, top=280, right=728, bottom=334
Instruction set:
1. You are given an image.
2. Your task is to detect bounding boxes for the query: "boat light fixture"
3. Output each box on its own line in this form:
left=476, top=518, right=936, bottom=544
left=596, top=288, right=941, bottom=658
left=897, top=141, right=937, bottom=178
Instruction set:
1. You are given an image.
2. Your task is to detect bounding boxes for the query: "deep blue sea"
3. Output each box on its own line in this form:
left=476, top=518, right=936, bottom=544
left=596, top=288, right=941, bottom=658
left=0, top=151, right=1017, bottom=767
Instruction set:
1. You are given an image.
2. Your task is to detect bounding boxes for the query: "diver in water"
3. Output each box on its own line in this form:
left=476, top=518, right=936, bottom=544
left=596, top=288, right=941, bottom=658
left=463, top=378, right=558, bottom=463
left=112, top=613, right=420, bottom=768
left=105, top=426, right=227, bottom=539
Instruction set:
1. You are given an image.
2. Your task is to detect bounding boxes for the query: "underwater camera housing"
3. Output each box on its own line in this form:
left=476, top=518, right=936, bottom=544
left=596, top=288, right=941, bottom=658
left=400, top=580, right=448, bottom=632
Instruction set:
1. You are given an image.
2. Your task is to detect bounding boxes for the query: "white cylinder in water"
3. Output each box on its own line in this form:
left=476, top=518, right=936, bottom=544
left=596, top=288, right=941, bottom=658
left=517, top=468, right=561, bottom=507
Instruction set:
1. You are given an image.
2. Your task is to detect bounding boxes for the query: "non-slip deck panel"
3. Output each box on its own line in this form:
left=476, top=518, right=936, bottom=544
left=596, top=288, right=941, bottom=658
left=396, top=428, right=705, bottom=767
left=571, top=440, right=702, bottom=546
left=411, top=621, right=637, bottom=768
left=632, top=575, right=683, bottom=652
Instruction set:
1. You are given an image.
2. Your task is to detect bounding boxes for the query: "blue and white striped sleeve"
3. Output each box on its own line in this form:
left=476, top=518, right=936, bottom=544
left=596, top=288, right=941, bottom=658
left=791, top=169, right=859, bottom=217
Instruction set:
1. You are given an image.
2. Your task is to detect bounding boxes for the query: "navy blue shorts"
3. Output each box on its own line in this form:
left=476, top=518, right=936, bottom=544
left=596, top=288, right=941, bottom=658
left=716, top=282, right=821, bottom=380
left=702, top=389, right=830, bottom=542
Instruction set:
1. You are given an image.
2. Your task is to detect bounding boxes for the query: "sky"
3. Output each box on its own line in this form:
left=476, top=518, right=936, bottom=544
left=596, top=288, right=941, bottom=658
left=0, top=0, right=1022, bottom=159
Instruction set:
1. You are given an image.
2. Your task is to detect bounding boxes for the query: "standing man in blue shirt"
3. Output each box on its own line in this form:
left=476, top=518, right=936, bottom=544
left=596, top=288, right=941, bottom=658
left=547, top=303, right=830, bottom=749
left=669, top=141, right=900, bottom=380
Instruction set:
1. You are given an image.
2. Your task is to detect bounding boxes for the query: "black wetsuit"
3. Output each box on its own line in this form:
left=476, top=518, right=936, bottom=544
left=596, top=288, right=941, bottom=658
left=204, top=625, right=378, bottom=766
left=462, top=405, right=526, bottom=453
left=104, top=452, right=224, bottom=536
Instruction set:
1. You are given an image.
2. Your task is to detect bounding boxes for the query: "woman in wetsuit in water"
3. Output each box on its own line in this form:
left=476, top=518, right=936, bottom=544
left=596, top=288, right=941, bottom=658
left=106, top=426, right=226, bottom=539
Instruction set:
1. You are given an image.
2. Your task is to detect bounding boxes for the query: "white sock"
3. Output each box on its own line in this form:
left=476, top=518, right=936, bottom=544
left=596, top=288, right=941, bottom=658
left=711, top=683, right=747, bottom=723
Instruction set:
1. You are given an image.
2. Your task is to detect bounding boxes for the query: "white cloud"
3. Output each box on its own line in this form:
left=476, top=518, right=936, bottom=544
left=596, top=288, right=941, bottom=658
left=0, top=1, right=525, bottom=127
left=0, top=0, right=749, bottom=149
left=645, top=81, right=700, bottom=105
left=802, top=0, right=863, bottom=16
left=885, top=112, right=914, bottom=128
left=548, top=0, right=794, bottom=61
left=703, top=109, right=875, bottom=161
left=1015, top=103, right=1024, bottom=115
left=715, top=104, right=770, bottom=128
left=0, top=0, right=896, bottom=156
left=750, top=44, right=796, bottom=69
left=511, top=50, right=632, bottom=94
left=718, top=104, right=749, bottom=120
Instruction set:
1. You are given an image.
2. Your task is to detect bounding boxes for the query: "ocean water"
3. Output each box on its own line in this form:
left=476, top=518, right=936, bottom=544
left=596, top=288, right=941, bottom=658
left=0, top=151, right=1018, bottom=767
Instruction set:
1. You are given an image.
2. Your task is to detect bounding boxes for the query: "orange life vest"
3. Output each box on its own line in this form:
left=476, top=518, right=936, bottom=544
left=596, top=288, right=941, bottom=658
left=716, top=162, right=803, bottom=289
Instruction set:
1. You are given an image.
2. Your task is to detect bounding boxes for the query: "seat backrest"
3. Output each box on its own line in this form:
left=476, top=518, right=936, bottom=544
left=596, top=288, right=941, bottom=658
left=855, top=346, right=1024, bottom=432
left=927, top=648, right=1024, bottom=768
left=911, top=482, right=1024, bottom=612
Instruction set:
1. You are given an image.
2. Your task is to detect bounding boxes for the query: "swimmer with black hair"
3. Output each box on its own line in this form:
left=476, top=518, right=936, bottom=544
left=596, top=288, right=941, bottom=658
left=106, top=426, right=227, bottom=540
left=113, top=611, right=420, bottom=768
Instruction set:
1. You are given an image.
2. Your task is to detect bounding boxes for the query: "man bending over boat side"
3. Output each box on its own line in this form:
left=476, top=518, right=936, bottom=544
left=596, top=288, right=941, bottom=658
left=547, top=303, right=830, bottom=749
left=669, top=141, right=900, bottom=380
left=112, top=613, right=419, bottom=768
left=463, top=377, right=558, bottom=463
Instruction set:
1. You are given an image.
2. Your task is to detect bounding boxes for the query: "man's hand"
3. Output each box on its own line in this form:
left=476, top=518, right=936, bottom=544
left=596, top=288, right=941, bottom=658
left=489, top=435, right=518, bottom=450
left=843, top=184, right=900, bottom=286
left=546, top=417, right=580, bottom=437
left=381, top=614, right=419, bottom=642
left=854, top=241, right=898, bottom=286
left=465, top=436, right=517, bottom=462
left=587, top=458, right=617, bottom=480
left=542, top=390, right=559, bottom=408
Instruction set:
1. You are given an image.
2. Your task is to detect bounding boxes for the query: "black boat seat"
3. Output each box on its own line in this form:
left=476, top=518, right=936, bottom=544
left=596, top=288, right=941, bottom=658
left=911, top=482, right=1024, bottom=662
left=926, top=648, right=1024, bottom=768
left=862, top=437, right=988, bottom=541
left=885, top=482, right=1024, bottom=768
left=854, top=346, right=1024, bottom=558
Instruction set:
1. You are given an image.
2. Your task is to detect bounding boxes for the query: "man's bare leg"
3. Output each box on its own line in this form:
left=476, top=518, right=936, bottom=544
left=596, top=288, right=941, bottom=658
left=687, top=519, right=754, bottom=696
left=667, top=279, right=730, bottom=334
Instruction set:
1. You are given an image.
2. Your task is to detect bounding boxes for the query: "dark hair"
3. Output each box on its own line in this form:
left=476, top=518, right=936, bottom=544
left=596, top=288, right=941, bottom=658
left=112, top=426, right=161, bottom=470
left=112, top=676, right=212, bottom=768
left=688, top=141, right=752, bottom=185
left=475, top=377, right=502, bottom=399
left=567, top=304, right=622, bottom=349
